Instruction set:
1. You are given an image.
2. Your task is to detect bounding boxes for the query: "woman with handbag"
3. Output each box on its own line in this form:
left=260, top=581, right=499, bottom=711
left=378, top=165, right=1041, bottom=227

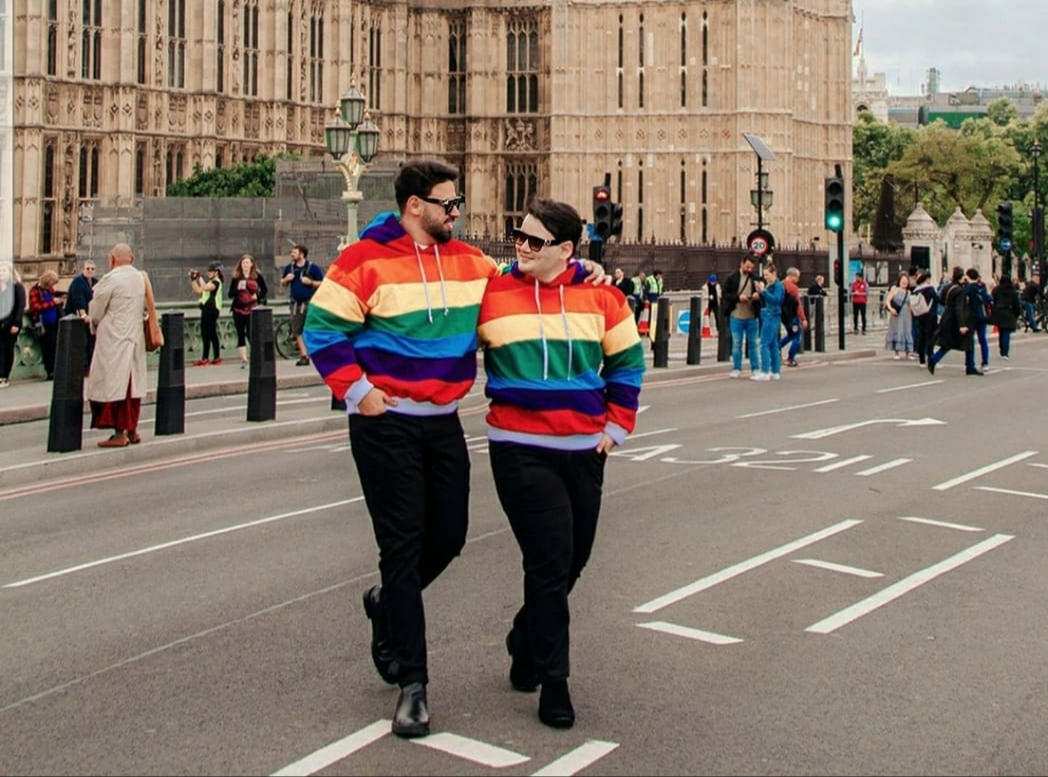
left=0, top=262, right=27, bottom=388
left=27, top=269, right=66, bottom=380
left=884, top=272, right=915, bottom=360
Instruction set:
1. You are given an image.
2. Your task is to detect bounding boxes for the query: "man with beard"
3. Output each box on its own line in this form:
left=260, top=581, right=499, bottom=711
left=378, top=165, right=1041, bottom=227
left=303, top=160, right=603, bottom=739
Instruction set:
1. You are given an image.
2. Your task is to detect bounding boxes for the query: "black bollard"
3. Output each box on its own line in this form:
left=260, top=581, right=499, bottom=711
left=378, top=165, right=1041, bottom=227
left=686, top=295, right=702, bottom=365
left=155, top=312, right=186, bottom=436
left=813, top=296, right=826, bottom=353
left=716, top=308, right=731, bottom=362
left=802, top=296, right=813, bottom=352
left=47, top=315, right=87, bottom=453
left=652, top=296, right=671, bottom=368
left=247, top=306, right=277, bottom=422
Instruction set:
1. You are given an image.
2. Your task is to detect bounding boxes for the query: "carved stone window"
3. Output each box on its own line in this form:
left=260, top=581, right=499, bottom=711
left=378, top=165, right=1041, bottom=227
left=505, top=17, right=538, bottom=114
left=78, top=141, right=100, bottom=199
left=136, top=0, right=147, bottom=85
left=46, top=0, right=58, bottom=76
left=503, top=162, right=538, bottom=237
left=217, top=0, right=226, bottom=93
left=368, top=25, right=381, bottom=111
left=243, top=0, right=259, bottom=97
left=82, top=0, right=102, bottom=81
left=309, top=7, right=324, bottom=104
left=42, top=142, right=58, bottom=255
left=448, top=17, right=466, bottom=115
left=168, top=0, right=186, bottom=88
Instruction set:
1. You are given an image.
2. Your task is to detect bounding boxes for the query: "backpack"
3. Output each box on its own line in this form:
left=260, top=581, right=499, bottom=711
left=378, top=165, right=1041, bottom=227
left=781, top=290, right=799, bottom=327
left=909, top=290, right=931, bottom=317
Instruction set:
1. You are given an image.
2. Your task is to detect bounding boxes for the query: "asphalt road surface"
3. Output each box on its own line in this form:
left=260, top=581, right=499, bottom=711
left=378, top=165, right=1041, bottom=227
left=3, top=341, right=1048, bottom=776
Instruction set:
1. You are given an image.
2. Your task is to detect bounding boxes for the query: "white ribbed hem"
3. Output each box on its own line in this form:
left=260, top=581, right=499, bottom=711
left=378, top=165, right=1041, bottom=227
left=385, top=398, right=459, bottom=417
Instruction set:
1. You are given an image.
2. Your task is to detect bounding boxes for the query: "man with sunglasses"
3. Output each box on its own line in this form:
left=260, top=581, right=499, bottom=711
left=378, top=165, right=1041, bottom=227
left=304, top=161, right=606, bottom=739
left=479, top=199, right=644, bottom=730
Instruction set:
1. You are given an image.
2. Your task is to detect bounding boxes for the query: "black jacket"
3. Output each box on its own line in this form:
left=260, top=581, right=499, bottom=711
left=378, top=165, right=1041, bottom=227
left=720, top=269, right=761, bottom=318
left=990, top=282, right=1022, bottom=331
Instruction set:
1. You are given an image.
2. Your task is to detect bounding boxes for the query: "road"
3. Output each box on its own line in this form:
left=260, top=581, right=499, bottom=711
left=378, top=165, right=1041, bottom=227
left=3, top=343, right=1048, bottom=776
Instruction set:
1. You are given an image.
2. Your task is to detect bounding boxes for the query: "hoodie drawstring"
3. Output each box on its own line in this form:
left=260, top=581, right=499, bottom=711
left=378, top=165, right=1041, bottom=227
left=414, top=243, right=450, bottom=323
left=533, top=280, right=573, bottom=381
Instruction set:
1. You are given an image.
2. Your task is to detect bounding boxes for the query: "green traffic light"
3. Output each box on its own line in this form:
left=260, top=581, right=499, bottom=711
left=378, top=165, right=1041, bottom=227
left=825, top=213, right=843, bottom=231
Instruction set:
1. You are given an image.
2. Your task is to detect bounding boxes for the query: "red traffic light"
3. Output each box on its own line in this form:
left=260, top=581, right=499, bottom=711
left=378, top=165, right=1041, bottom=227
left=593, top=186, right=611, bottom=202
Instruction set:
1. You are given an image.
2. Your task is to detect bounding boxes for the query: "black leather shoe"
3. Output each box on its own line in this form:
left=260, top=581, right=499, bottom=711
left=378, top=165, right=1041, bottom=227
left=505, top=629, right=539, bottom=693
left=362, top=586, right=399, bottom=685
left=538, top=679, right=575, bottom=729
left=927, top=359, right=935, bottom=375
left=392, top=682, right=430, bottom=738
left=966, top=369, right=983, bottom=376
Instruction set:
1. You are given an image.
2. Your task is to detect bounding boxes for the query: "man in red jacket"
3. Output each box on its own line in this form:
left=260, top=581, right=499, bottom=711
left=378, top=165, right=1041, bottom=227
left=850, top=270, right=869, bottom=335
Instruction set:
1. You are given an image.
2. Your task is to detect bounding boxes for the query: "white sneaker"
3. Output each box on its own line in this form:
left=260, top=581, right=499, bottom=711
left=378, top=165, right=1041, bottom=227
left=750, top=372, right=770, bottom=382
left=729, top=370, right=741, bottom=378
left=0, top=378, right=8, bottom=388
left=1002, top=355, right=1010, bottom=360
left=770, top=373, right=781, bottom=381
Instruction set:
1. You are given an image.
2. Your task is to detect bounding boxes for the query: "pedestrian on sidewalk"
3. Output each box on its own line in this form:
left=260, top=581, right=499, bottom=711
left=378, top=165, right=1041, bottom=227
left=229, top=254, right=267, bottom=368
left=755, top=262, right=784, bottom=381
left=65, top=259, right=98, bottom=374
left=190, top=262, right=224, bottom=365
left=478, top=198, right=644, bottom=730
left=721, top=253, right=761, bottom=378
left=280, top=244, right=323, bottom=366
left=850, top=271, right=869, bottom=335
left=965, top=267, right=993, bottom=371
left=0, top=262, right=26, bottom=388
left=86, top=243, right=148, bottom=446
left=778, top=266, right=807, bottom=367
left=884, top=272, right=915, bottom=360
left=28, top=269, right=65, bottom=380
left=910, top=270, right=939, bottom=366
left=990, top=275, right=1021, bottom=360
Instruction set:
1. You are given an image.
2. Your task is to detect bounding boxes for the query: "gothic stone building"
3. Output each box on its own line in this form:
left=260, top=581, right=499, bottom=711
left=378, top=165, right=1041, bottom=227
left=11, top=0, right=853, bottom=268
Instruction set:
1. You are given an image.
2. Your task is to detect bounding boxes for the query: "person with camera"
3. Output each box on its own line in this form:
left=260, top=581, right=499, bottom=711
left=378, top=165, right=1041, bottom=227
left=189, top=263, right=224, bottom=366
left=280, top=244, right=323, bottom=366
left=229, top=254, right=268, bottom=368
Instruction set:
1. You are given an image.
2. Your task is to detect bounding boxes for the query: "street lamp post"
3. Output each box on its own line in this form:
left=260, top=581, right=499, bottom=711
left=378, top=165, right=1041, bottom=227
left=324, top=85, right=380, bottom=249
left=1032, top=139, right=1043, bottom=281
left=742, top=133, right=775, bottom=235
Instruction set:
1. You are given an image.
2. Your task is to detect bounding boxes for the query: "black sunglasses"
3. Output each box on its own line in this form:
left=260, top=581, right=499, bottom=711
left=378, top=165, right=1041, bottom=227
left=513, top=228, right=557, bottom=253
left=418, top=195, right=465, bottom=214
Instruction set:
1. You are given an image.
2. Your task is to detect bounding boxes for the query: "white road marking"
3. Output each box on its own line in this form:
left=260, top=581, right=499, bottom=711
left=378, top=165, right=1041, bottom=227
left=626, top=428, right=679, bottom=440
left=636, top=621, right=743, bottom=645
left=736, top=398, right=839, bottom=419
left=531, top=741, right=621, bottom=777
left=271, top=720, right=390, bottom=776
left=897, top=516, right=983, bottom=532
left=876, top=380, right=943, bottom=394
left=932, top=451, right=1039, bottom=491
left=813, top=455, right=872, bottom=473
left=3, top=498, right=364, bottom=589
left=855, top=458, right=912, bottom=476
left=633, top=520, right=863, bottom=614
left=975, top=487, right=1048, bottom=501
left=793, top=417, right=946, bottom=440
left=1028, top=463, right=1048, bottom=469
left=792, top=559, right=884, bottom=578
left=412, top=733, right=529, bottom=768
left=805, top=534, right=1015, bottom=634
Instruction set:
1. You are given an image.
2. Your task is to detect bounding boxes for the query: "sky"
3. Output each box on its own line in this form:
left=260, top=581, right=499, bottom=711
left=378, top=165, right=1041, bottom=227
left=853, top=0, right=1047, bottom=96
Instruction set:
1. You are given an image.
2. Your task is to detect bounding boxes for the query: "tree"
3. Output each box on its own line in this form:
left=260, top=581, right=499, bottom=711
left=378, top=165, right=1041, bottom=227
left=986, top=97, right=1019, bottom=128
left=871, top=173, right=903, bottom=253
left=166, top=153, right=299, bottom=197
left=852, top=111, right=916, bottom=234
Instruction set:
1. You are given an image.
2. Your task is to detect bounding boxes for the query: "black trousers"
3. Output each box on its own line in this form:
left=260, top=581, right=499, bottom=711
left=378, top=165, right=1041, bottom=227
left=233, top=312, right=250, bottom=348
left=350, top=411, right=470, bottom=686
left=852, top=303, right=867, bottom=333
left=0, top=329, right=17, bottom=379
left=489, top=441, right=605, bottom=683
left=200, top=308, right=220, bottom=360
left=915, top=314, right=937, bottom=364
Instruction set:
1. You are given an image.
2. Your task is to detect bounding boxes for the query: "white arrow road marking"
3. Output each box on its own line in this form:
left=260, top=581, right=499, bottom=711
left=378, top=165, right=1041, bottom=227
left=792, top=418, right=946, bottom=440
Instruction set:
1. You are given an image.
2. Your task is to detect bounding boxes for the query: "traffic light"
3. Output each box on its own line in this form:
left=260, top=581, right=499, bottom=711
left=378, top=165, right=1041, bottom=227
left=610, top=202, right=623, bottom=239
left=592, top=185, right=612, bottom=238
left=833, top=258, right=843, bottom=287
left=824, top=176, right=845, bottom=233
left=996, top=201, right=1014, bottom=250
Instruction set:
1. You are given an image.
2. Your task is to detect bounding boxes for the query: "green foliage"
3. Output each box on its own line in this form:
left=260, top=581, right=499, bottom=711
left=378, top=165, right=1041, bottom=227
left=852, top=108, right=1047, bottom=255
left=166, top=153, right=300, bottom=198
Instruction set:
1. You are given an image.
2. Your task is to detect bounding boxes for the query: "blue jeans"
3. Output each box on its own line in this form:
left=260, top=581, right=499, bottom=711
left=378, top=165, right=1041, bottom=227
left=730, top=316, right=760, bottom=372
left=1022, top=301, right=1039, bottom=330
left=999, top=329, right=1012, bottom=357
left=760, top=318, right=783, bottom=375
left=973, top=322, right=989, bottom=367
left=778, top=318, right=801, bottom=360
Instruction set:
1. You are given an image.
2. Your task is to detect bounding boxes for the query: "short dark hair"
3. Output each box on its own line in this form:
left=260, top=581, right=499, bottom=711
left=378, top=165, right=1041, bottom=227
left=965, top=267, right=980, bottom=281
left=293, top=244, right=308, bottom=258
left=526, top=198, right=583, bottom=254
left=394, top=160, right=460, bottom=211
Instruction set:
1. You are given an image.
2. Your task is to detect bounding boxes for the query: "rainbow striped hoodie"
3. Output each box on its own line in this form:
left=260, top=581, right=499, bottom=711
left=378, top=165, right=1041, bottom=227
left=478, top=261, right=645, bottom=451
left=303, top=212, right=499, bottom=414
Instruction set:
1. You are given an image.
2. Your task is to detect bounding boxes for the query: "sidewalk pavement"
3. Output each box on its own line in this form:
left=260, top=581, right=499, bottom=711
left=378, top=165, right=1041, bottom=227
left=0, top=338, right=878, bottom=491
